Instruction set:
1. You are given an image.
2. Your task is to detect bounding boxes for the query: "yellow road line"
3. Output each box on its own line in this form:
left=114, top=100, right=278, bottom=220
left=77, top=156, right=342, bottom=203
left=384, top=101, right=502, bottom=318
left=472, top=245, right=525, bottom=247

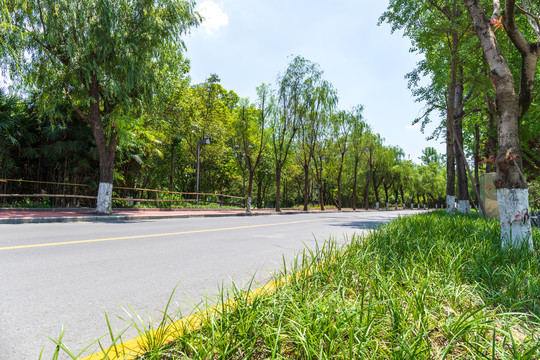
left=0, top=218, right=333, bottom=251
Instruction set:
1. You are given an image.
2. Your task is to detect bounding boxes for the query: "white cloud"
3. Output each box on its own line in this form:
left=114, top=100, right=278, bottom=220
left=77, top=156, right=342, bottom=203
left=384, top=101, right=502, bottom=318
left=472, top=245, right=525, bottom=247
left=197, top=1, right=229, bottom=37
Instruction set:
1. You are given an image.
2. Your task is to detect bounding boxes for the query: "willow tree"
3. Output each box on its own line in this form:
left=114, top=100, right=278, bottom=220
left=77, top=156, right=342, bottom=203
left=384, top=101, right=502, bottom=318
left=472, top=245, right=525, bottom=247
left=270, top=56, right=307, bottom=212
left=0, top=0, right=200, bottom=214
left=297, top=60, right=337, bottom=212
left=463, top=0, right=538, bottom=249
left=331, top=107, right=363, bottom=211
left=349, top=108, right=368, bottom=210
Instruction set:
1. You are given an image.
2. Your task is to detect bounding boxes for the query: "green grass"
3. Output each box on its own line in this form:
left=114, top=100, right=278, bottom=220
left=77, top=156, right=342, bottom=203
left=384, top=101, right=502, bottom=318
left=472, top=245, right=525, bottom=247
left=149, top=212, right=540, bottom=359
left=47, top=211, right=540, bottom=359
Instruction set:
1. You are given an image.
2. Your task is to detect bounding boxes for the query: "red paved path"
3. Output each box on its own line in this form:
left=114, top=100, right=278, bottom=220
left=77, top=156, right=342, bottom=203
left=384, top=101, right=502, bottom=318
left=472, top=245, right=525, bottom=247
left=0, top=207, right=350, bottom=219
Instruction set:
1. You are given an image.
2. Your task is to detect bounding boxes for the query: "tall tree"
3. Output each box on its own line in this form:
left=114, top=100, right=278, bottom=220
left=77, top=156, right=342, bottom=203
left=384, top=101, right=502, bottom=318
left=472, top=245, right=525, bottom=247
left=270, top=56, right=309, bottom=212
left=299, top=65, right=337, bottom=211
left=331, top=107, right=362, bottom=210
left=348, top=109, right=369, bottom=210
left=231, top=84, right=270, bottom=212
left=184, top=75, right=239, bottom=195
left=380, top=0, right=480, bottom=213
left=463, top=0, right=538, bottom=249
left=1, top=0, right=200, bottom=214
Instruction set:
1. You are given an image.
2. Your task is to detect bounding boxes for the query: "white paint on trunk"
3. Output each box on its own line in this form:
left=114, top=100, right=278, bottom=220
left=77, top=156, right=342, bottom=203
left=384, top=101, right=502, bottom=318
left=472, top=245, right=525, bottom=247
left=376, top=202, right=379, bottom=210
left=246, top=196, right=252, bottom=213
left=498, top=188, right=533, bottom=251
left=446, top=195, right=455, bottom=214
left=96, top=182, right=113, bottom=214
left=457, top=200, right=471, bottom=214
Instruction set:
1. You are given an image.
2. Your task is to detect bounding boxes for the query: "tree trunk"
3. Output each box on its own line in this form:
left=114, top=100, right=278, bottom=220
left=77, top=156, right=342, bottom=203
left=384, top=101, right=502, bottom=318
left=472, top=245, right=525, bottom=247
left=275, top=165, right=282, bottom=212
left=372, top=178, right=380, bottom=206
left=446, top=33, right=458, bottom=213
left=454, top=76, right=470, bottom=213
left=246, top=170, right=254, bottom=213
left=474, top=125, right=481, bottom=201
left=317, top=159, right=325, bottom=211
left=303, top=163, right=309, bottom=211
left=495, top=100, right=531, bottom=249
left=95, top=145, right=116, bottom=214
left=90, top=119, right=117, bottom=215
left=364, top=147, right=373, bottom=210
left=256, top=177, right=263, bottom=209
left=464, top=0, right=535, bottom=250
left=336, top=152, right=345, bottom=211
left=352, top=156, right=359, bottom=210
left=363, top=179, right=370, bottom=210
left=485, top=95, right=497, bottom=173
left=283, top=178, right=288, bottom=208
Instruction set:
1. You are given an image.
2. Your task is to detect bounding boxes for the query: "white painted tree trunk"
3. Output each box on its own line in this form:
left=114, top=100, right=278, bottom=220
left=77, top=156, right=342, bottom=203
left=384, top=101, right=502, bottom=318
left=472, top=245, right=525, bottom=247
left=498, top=188, right=533, bottom=251
left=376, top=202, right=379, bottom=210
left=446, top=195, right=455, bottom=214
left=457, top=200, right=471, bottom=214
left=96, top=182, right=113, bottom=214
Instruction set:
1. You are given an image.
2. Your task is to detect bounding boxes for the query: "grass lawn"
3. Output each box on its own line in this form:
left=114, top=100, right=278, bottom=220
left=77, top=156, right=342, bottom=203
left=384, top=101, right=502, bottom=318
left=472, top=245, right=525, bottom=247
left=53, top=211, right=540, bottom=359
left=136, top=211, right=540, bottom=359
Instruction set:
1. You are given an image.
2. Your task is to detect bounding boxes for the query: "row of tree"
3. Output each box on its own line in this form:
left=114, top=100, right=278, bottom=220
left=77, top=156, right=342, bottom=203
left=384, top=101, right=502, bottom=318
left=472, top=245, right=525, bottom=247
left=0, top=67, right=447, bottom=212
left=380, top=0, right=539, bottom=249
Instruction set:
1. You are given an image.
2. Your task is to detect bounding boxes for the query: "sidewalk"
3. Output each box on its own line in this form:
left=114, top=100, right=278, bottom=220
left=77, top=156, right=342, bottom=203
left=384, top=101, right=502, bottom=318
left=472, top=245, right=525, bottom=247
left=0, top=207, right=360, bottom=224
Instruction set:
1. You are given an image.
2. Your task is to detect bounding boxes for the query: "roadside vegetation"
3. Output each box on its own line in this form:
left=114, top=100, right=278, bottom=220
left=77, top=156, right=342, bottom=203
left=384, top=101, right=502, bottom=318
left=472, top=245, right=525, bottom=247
left=49, top=211, right=540, bottom=359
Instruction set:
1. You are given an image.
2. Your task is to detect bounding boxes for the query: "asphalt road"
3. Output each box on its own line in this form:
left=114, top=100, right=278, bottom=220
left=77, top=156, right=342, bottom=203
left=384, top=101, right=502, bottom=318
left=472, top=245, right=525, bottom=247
left=0, top=210, right=423, bottom=360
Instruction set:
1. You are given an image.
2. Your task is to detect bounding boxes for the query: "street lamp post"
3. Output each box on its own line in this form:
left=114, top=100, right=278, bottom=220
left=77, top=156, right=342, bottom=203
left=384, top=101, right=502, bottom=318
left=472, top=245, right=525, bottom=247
left=196, top=138, right=210, bottom=204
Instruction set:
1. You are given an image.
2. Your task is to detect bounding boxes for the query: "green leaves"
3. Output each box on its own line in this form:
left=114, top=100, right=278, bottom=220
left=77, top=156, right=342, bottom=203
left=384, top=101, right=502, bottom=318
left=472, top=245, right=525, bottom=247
left=1, top=0, right=200, bottom=127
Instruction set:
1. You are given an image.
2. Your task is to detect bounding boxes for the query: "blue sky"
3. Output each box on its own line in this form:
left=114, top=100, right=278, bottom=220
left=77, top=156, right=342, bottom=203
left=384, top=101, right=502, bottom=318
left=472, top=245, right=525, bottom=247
left=184, top=0, right=446, bottom=163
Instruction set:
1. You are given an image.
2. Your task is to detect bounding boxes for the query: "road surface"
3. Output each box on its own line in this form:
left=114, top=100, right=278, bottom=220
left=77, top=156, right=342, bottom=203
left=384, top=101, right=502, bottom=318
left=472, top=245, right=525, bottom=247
left=0, top=210, right=423, bottom=359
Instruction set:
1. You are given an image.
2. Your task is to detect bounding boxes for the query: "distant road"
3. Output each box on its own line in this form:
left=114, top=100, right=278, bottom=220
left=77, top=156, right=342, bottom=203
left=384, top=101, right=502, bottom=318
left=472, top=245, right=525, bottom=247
left=0, top=210, right=423, bottom=360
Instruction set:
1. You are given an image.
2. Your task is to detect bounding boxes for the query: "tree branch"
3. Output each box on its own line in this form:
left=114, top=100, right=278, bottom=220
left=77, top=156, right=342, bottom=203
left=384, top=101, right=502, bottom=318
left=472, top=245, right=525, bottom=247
left=62, top=82, right=88, bottom=123
left=503, top=0, right=530, bottom=54
left=428, top=0, right=451, bottom=21
left=515, top=2, right=540, bottom=38
left=492, top=0, right=502, bottom=19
